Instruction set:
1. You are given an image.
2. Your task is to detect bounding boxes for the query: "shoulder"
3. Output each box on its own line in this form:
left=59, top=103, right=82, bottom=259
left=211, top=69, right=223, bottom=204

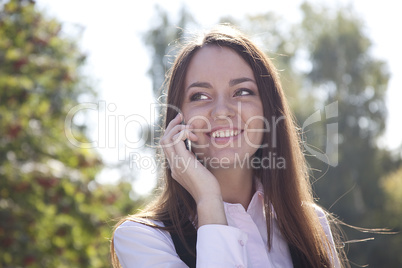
left=311, top=203, right=330, bottom=226
left=115, top=218, right=169, bottom=236
left=118, top=218, right=165, bottom=228
left=114, top=219, right=175, bottom=250
left=311, top=205, right=341, bottom=267
left=113, top=219, right=190, bottom=267
left=310, top=203, right=335, bottom=240
left=312, top=203, right=327, bottom=220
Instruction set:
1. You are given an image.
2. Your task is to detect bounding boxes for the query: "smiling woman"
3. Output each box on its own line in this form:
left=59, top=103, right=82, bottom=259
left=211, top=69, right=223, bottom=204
left=110, top=25, right=346, bottom=268
left=182, top=45, right=264, bottom=171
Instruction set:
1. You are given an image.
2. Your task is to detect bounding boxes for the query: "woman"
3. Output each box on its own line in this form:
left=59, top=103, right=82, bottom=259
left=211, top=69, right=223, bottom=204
left=111, top=25, right=345, bottom=268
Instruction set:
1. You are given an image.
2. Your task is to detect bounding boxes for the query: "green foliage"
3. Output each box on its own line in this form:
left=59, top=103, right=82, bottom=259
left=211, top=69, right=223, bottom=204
left=0, top=1, right=139, bottom=267
left=299, top=3, right=400, bottom=265
left=360, top=165, right=402, bottom=267
left=381, top=166, right=402, bottom=218
left=142, top=4, right=195, bottom=147
left=143, top=4, right=195, bottom=98
left=220, top=12, right=316, bottom=123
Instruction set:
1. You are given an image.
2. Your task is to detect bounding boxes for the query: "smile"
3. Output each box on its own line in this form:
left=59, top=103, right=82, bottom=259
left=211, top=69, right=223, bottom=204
left=210, top=129, right=241, bottom=138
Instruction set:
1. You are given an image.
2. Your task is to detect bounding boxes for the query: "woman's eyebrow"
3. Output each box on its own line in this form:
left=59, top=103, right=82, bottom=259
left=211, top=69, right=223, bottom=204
left=186, top=77, right=256, bottom=91
left=186, top=82, right=212, bottom=91
left=229, top=77, right=256, bottom=87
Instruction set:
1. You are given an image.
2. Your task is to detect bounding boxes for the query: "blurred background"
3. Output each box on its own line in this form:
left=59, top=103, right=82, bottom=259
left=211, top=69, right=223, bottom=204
left=1, top=0, right=401, bottom=267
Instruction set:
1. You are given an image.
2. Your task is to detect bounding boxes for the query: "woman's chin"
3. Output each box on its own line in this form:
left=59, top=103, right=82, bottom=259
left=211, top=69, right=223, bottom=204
left=194, top=149, right=257, bottom=170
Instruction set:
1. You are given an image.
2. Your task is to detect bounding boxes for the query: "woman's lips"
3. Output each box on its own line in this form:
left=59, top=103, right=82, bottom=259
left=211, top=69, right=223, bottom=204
left=206, top=128, right=243, bottom=144
left=210, top=129, right=240, bottom=138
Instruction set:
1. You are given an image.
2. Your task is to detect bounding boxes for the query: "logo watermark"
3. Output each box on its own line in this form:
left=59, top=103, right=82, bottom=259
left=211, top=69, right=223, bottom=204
left=64, top=101, right=338, bottom=168
left=128, top=152, right=286, bottom=174
left=302, top=101, right=338, bottom=167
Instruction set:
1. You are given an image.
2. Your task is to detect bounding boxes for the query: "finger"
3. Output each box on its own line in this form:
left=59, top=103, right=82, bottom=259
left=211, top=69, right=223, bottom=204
left=171, top=128, right=191, bottom=145
left=163, top=129, right=194, bottom=174
left=168, top=130, right=196, bottom=176
left=164, top=113, right=183, bottom=135
left=161, top=124, right=190, bottom=148
left=172, top=129, right=198, bottom=156
left=172, top=125, right=200, bottom=142
left=186, top=129, right=198, bottom=142
left=162, top=128, right=198, bottom=167
left=163, top=129, right=191, bottom=159
left=161, top=127, right=192, bottom=164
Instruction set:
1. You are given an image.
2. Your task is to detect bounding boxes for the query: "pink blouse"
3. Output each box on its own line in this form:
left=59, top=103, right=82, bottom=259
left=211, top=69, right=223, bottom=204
left=114, top=184, right=340, bottom=267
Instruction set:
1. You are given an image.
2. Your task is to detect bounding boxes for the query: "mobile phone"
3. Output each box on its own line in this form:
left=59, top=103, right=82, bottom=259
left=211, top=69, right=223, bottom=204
left=182, top=119, right=192, bottom=152
left=184, top=138, right=192, bottom=151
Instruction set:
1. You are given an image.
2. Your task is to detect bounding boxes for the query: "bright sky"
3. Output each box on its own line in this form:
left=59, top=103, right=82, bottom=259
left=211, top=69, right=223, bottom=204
left=37, top=0, right=402, bottom=195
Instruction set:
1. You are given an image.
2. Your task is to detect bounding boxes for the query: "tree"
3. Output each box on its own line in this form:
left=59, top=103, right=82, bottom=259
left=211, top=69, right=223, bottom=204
left=229, top=4, right=401, bottom=265
left=297, top=3, right=402, bottom=265
left=219, top=13, right=317, bottom=123
left=144, top=4, right=195, bottom=98
left=142, top=4, right=195, bottom=151
left=0, top=1, right=138, bottom=267
left=375, top=165, right=402, bottom=266
left=143, top=2, right=402, bottom=266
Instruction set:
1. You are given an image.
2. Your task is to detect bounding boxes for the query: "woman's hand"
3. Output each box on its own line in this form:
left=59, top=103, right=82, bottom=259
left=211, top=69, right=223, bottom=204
left=160, top=113, right=227, bottom=226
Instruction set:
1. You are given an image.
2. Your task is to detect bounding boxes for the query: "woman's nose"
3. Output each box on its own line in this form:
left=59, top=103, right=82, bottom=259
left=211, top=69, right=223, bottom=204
left=211, top=96, right=236, bottom=121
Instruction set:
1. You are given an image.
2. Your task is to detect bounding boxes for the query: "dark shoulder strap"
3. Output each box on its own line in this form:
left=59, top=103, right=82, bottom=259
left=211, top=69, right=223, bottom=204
left=162, top=219, right=197, bottom=268
left=163, top=219, right=311, bottom=268
left=288, top=243, right=313, bottom=268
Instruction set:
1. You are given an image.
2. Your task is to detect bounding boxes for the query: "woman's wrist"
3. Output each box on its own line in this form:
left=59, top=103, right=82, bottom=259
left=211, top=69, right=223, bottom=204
left=196, top=196, right=228, bottom=227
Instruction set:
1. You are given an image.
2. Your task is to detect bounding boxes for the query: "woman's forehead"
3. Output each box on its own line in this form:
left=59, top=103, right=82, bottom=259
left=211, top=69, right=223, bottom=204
left=184, top=46, right=254, bottom=86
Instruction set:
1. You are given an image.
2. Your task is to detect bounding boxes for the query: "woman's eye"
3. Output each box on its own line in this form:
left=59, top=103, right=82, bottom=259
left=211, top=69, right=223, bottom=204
left=190, top=93, right=209, bottom=101
left=234, top=89, right=254, bottom=97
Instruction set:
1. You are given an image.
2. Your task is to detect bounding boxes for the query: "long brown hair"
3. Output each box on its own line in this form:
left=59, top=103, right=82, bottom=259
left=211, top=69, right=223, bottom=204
left=111, top=25, right=347, bottom=268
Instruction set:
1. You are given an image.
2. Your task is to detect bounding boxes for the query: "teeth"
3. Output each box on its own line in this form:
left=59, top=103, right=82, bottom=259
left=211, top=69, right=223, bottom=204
left=211, top=130, right=239, bottom=138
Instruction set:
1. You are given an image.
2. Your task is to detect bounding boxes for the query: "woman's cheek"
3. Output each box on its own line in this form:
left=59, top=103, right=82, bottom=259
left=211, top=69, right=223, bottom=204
left=244, top=113, right=265, bottom=148
left=186, top=114, right=211, bottom=132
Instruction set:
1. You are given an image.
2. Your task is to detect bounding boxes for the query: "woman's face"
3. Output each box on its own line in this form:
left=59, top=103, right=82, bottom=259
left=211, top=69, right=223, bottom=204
left=181, top=45, right=265, bottom=168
